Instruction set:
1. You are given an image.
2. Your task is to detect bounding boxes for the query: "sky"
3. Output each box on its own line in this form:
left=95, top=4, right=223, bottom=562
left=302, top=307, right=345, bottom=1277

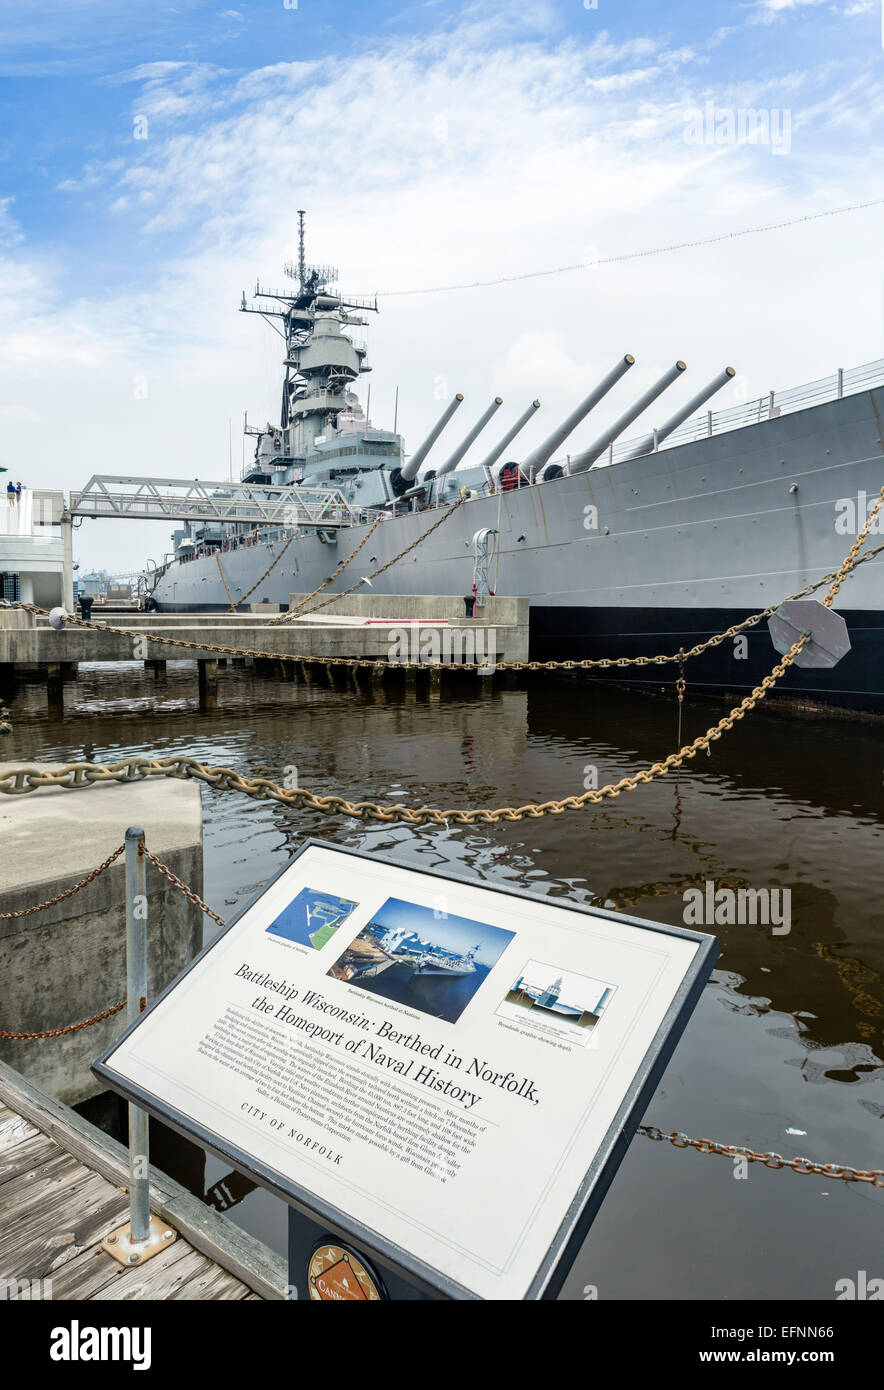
left=1, top=0, right=882, bottom=573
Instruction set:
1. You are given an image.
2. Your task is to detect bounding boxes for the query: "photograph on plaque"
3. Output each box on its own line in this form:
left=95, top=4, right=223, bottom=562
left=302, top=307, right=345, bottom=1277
left=93, top=841, right=717, bottom=1301
left=266, top=887, right=359, bottom=951
left=497, top=960, right=617, bottom=1048
left=327, top=895, right=515, bottom=1024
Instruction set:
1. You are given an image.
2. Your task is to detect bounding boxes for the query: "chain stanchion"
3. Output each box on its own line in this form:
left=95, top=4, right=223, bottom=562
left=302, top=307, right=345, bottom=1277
left=0, top=839, right=225, bottom=1039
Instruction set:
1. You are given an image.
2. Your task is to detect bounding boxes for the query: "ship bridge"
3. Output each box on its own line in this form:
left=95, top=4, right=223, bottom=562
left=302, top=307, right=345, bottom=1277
left=69, top=475, right=377, bottom=528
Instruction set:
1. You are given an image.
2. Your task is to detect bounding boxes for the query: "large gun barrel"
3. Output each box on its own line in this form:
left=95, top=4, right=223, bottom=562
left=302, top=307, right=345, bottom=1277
left=399, top=393, right=465, bottom=482
left=565, top=361, right=687, bottom=475
left=477, top=399, right=541, bottom=479
left=616, top=367, right=737, bottom=462
left=519, top=355, right=635, bottom=476
left=433, top=397, right=504, bottom=477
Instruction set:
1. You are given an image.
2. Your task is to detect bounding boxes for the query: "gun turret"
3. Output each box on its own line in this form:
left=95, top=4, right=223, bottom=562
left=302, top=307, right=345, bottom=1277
left=477, top=400, right=541, bottom=485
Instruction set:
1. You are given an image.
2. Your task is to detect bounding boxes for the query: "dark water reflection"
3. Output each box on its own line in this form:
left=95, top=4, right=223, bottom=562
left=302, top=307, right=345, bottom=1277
left=3, top=661, right=882, bottom=1299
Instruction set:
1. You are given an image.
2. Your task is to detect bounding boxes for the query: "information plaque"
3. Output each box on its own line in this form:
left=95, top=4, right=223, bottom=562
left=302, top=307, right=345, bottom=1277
left=94, top=840, right=718, bottom=1300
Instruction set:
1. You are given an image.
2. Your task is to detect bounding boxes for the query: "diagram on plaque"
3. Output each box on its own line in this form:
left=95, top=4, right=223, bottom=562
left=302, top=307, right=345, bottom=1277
left=266, top=887, right=359, bottom=951
left=327, top=895, right=515, bottom=1023
left=497, top=960, right=617, bottom=1047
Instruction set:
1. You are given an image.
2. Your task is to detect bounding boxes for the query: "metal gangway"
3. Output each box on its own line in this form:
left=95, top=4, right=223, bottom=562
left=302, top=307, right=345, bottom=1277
left=69, top=475, right=375, bottom=528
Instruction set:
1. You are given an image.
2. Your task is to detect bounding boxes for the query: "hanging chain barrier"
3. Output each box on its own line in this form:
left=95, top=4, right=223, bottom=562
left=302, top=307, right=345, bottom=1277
left=140, top=844, right=227, bottom=929
left=0, top=846, right=225, bottom=1039
left=637, top=1125, right=884, bottom=1186
left=270, top=513, right=385, bottom=623
left=0, top=844, right=124, bottom=920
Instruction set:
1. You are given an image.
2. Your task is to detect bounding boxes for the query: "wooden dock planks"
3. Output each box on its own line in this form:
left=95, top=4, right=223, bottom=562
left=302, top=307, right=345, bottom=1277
left=0, top=1098, right=260, bottom=1300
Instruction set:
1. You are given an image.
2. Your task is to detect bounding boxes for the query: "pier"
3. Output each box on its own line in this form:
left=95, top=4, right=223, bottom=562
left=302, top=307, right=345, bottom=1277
left=0, top=595, right=529, bottom=712
left=0, top=1061, right=284, bottom=1300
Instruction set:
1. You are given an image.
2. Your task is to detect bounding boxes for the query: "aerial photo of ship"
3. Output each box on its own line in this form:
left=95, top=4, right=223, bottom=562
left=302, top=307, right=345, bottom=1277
left=329, top=896, right=514, bottom=1023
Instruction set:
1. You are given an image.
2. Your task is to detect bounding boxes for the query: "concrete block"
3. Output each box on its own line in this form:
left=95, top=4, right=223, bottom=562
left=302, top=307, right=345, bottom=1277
left=0, top=768, right=204, bottom=1105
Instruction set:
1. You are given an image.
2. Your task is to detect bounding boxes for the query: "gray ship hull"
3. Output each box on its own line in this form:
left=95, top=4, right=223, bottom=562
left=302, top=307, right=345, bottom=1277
left=152, top=389, right=884, bottom=712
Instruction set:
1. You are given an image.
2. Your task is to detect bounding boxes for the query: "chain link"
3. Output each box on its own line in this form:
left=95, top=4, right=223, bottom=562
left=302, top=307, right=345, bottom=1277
left=0, top=1001, right=127, bottom=1041
left=638, top=1125, right=884, bottom=1186
left=274, top=494, right=467, bottom=623
left=141, top=845, right=227, bottom=928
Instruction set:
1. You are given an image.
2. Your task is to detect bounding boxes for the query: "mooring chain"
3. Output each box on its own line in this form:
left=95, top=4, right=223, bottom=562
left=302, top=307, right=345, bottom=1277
left=276, top=494, right=468, bottom=623
left=227, top=531, right=297, bottom=613
left=271, top=513, right=385, bottom=623
left=5, top=485, right=884, bottom=823
left=637, top=1126, right=884, bottom=1186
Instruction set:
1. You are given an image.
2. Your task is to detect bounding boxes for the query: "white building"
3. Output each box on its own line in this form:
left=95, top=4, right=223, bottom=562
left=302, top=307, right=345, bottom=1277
left=0, top=490, right=69, bottom=607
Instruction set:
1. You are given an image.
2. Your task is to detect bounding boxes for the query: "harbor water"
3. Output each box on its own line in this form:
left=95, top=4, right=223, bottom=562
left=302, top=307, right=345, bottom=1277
left=2, top=660, right=882, bottom=1299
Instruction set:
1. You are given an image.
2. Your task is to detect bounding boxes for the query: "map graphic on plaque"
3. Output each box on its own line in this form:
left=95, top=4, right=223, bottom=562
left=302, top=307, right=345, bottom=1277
left=329, top=896, right=514, bottom=1023
left=497, top=960, right=617, bottom=1048
left=266, top=887, right=358, bottom=951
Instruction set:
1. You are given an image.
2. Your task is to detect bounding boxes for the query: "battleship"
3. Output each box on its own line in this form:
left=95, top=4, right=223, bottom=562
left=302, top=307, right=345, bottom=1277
left=147, top=214, right=884, bottom=714
left=412, top=943, right=479, bottom=978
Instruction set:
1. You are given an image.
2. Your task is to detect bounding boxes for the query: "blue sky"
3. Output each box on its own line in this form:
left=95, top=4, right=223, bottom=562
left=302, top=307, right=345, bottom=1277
left=1, top=0, right=882, bottom=571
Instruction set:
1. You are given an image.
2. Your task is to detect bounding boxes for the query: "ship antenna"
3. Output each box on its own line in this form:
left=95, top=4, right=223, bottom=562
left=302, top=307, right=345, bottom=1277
left=297, top=209, right=306, bottom=290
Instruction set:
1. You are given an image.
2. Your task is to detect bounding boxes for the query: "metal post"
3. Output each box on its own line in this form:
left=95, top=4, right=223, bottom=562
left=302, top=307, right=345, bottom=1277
left=125, top=825, right=150, bottom=1245
left=837, top=367, right=843, bottom=399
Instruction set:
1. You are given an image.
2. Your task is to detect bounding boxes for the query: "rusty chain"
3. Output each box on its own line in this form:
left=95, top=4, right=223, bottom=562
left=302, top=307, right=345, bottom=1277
left=226, top=530, right=297, bottom=613
left=0, top=1001, right=128, bottom=1041
left=638, top=1125, right=884, bottom=1186
left=0, top=844, right=124, bottom=919
left=141, top=845, right=227, bottom=928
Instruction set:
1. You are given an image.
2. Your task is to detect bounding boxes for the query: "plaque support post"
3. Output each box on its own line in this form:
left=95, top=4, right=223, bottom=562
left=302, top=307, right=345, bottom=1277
left=100, top=826, right=178, bottom=1267
left=125, top=825, right=150, bottom=1244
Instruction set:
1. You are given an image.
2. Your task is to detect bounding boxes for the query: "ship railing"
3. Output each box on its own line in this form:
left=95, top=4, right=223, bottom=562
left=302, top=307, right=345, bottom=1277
left=546, top=354, right=884, bottom=471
